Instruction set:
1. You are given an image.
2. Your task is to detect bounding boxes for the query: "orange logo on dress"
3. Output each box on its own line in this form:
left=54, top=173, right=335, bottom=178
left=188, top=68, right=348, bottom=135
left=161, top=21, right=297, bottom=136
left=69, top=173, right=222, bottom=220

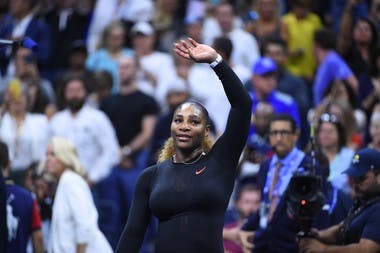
left=195, top=166, right=207, bottom=175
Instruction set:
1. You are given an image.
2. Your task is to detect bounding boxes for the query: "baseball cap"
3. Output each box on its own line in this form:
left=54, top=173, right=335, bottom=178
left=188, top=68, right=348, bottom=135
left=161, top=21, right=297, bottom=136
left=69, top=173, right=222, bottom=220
left=166, top=77, right=189, bottom=94
left=131, top=22, right=154, bottom=36
left=252, top=57, right=277, bottom=75
left=184, top=15, right=204, bottom=26
left=343, top=148, right=380, bottom=178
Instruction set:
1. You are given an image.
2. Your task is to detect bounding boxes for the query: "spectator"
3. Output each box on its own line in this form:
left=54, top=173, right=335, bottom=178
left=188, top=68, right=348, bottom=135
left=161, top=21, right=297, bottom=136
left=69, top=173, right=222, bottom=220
left=152, top=0, right=184, bottom=52
left=44, top=0, right=90, bottom=80
left=329, top=0, right=369, bottom=32
left=245, top=0, right=281, bottom=46
left=43, top=137, right=113, bottom=253
left=0, top=80, right=50, bottom=187
left=223, top=184, right=261, bottom=253
left=54, top=40, right=94, bottom=99
left=261, top=36, right=310, bottom=147
left=0, top=141, right=44, bottom=253
left=359, top=44, right=380, bottom=115
left=86, top=0, right=154, bottom=53
left=244, top=101, right=274, bottom=169
left=183, top=16, right=204, bottom=43
left=86, top=20, right=133, bottom=93
left=204, top=2, right=260, bottom=70
left=247, top=57, right=301, bottom=139
left=0, top=0, right=52, bottom=77
left=312, top=98, right=364, bottom=150
left=131, top=21, right=177, bottom=106
left=280, top=0, right=322, bottom=82
left=316, top=113, right=354, bottom=194
left=100, top=55, right=160, bottom=170
left=1, top=47, right=56, bottom=116
left=368, top=112, right=380, bottom=151
left=338, top=0, right=378, bottom=78
left=50, top=73, right=119, bottom=186
left=87, top=70, right=113, bottom=109
left=313, top=28, right=358, bottom=106
left=369, top=0, right=380, bottom=32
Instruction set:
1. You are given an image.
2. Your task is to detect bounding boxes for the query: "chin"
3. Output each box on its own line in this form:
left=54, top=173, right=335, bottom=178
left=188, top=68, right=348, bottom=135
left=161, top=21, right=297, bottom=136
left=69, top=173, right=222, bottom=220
left=176, top=143, right=195, bottom=152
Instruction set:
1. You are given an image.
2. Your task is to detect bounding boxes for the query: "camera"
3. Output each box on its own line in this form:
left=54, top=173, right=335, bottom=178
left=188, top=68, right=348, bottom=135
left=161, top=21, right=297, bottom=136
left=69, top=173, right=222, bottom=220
left=284, top=169, right=325, bottom=237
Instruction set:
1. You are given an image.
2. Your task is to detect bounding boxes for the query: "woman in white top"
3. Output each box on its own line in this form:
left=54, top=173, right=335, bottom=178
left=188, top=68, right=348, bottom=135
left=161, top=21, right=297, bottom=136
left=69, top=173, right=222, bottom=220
left=0, top=79, right=49, bottom=186
left=316, top=113, right=355, bottom=194
left=45, top=137, right=113, bottom=253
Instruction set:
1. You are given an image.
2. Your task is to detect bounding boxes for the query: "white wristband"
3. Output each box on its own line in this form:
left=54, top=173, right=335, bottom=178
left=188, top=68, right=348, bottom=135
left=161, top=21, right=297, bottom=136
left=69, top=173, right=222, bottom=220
left=210, top=54, right=223, bottom=68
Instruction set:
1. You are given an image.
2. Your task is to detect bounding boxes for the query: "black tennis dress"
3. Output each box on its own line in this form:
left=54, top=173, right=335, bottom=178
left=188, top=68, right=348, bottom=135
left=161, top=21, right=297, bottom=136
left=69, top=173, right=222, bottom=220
left=116, top=61, right=252, bottom=253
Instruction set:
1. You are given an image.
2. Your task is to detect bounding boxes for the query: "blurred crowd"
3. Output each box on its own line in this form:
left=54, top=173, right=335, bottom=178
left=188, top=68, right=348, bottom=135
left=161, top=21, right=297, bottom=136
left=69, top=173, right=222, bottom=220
left=1, top=0, right=380, bottom=252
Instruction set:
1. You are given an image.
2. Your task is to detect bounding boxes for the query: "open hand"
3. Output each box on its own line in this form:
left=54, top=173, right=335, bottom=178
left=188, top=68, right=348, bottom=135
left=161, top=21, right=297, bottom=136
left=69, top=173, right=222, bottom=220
left=173, top=38, right=218, bottom=64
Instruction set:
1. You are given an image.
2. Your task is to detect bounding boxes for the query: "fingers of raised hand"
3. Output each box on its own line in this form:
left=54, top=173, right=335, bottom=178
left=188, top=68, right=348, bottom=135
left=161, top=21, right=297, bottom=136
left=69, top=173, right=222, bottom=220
left=174, top=41, right=190, bottom=59
left=188, top=37, right=198, bottom=48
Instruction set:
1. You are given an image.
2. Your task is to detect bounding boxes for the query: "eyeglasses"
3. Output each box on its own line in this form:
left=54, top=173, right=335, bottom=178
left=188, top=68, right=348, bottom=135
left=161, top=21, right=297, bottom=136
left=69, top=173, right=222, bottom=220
left=268, top=130, right=293, bottom=137
left=319, top=113, right=339, bottom=123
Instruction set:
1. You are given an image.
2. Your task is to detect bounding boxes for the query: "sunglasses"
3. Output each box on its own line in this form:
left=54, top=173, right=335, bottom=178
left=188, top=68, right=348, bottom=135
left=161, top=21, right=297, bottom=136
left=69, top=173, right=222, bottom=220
left=319, top=113, right=339, bottom=123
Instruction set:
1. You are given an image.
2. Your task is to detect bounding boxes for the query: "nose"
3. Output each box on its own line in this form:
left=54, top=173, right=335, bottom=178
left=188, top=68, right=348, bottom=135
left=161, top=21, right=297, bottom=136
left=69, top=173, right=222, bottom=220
left=179, top=121, right=191, bottom=131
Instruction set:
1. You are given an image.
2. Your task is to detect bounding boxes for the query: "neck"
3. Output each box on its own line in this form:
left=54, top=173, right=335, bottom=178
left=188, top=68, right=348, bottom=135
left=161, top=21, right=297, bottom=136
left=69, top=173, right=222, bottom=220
left=356, top=43, right=370, bottom=60
left=108, top=47, right=122, bottom=57
left=119, top=82, right=137, bottom=94
left=136, top=48, right=152, bottom=57
left=11, top=111, right=26, bottom=123
left=322, top=146, right=339, bottom=162
left=317, top=49, right=329, bottom=63
left=69, top=107, right=82, bottom=116
left=173, top=146, right=205, bottom=164
left=255, top=90, right=269, bottom=101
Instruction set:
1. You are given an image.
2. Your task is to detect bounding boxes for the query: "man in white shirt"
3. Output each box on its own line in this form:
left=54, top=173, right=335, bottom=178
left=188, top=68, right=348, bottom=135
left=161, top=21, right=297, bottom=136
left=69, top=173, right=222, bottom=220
left=49, top=74, right=119, bottom=186
left=131, top=21, right=177, bottom=107
left=203, top=2, right=260, bottom=70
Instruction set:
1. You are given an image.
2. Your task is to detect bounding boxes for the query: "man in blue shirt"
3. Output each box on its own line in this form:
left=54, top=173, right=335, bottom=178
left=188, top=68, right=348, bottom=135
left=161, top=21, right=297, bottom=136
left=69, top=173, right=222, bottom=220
left=262, top=37, right=311, bottom=148
left=313, top=28, right=358, bottom=106
left=247, top=57, right=301, bottom=140
left=299, top=148, right=380, bottom=253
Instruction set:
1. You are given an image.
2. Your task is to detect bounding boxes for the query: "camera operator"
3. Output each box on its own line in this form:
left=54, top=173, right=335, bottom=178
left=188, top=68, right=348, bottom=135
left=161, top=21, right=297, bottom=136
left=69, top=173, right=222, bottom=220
left=239, top=114, right=352, bottom=253
left=299, top=148, right=380, bottom=253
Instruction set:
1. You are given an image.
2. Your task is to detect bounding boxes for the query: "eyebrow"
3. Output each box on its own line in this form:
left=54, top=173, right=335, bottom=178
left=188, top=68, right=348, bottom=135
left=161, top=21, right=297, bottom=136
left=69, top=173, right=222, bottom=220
left=175, top=113, right=202, bottom=118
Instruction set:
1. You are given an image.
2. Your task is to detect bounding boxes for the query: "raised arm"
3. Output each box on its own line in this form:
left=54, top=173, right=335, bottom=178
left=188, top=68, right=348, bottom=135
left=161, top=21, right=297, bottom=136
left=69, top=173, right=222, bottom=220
left=174, top=38, right=252, bottom=163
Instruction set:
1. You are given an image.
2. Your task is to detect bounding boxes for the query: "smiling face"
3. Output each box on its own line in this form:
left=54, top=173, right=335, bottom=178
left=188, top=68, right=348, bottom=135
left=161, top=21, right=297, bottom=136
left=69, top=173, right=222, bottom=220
left=171, top=102, right=209, bottom=153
